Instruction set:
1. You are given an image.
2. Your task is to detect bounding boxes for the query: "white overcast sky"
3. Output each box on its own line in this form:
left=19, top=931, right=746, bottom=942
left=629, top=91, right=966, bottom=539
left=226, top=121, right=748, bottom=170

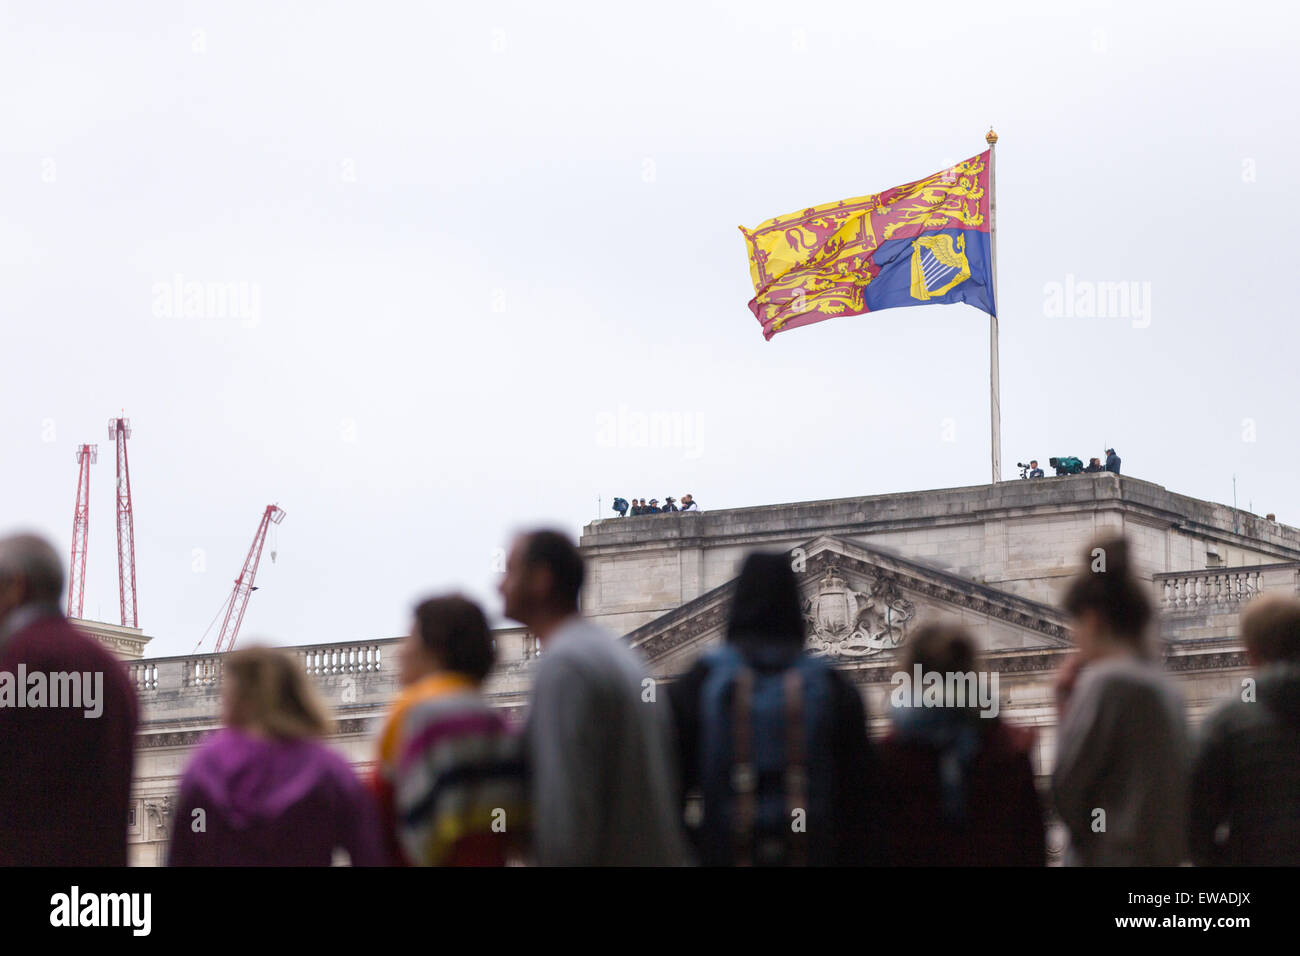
left=2, top=1, right=1295, bottom=657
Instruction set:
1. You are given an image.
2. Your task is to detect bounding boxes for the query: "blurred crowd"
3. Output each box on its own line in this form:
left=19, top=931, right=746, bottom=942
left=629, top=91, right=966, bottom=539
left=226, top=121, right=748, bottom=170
left=1, top=525, right=1297, bottom=867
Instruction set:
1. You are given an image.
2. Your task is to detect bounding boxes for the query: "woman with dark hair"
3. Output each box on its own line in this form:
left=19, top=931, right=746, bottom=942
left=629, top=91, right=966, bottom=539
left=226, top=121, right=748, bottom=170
left=1051, top=534, right=1189, bottom=865
left=878, top=621, right=1046, bottom=865
left=667, top=552, right=877, bottom=865
left=373, top=594, right=526, bottom=866
left=168, top=646, right=385, bottom=866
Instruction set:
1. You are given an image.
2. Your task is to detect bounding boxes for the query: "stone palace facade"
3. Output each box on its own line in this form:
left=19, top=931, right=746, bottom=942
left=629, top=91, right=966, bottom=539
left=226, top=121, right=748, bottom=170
left=95, top=473, right=1300, bottom=865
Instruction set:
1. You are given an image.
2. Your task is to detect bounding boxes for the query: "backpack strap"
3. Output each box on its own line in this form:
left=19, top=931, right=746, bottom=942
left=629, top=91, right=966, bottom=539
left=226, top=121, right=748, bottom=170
left=731, top=665, right=755, bottom=867
left=783, top=668, right=807, bottom=866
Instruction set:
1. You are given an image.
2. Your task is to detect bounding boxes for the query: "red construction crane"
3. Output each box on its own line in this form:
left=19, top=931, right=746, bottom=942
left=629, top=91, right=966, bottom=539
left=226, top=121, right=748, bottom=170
left=214, top=505, right=286, bottom=653
left=108, top=417, right=139, bottom=628
left=66, top=443, right=97, bottom=619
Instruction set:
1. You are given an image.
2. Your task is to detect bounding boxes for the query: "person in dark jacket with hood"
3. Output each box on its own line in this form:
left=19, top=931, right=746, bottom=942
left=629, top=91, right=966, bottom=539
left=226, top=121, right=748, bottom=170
left=877, top=621, right=1046, bottom=866
left=168, top=646, right=385, bottom=866
left=1190, top=593, right=1300, bottom=865
left=667, top=552, right=878, bottom=865
left=1105, top=448, right=1121, bottom=474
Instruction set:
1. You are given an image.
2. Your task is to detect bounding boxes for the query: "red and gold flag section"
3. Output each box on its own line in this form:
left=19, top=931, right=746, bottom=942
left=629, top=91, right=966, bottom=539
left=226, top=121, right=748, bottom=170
left=740, top=151, right=995, bottom=340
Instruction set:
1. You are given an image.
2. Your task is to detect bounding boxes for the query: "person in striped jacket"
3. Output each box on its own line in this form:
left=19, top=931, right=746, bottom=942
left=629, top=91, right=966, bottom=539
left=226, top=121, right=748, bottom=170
left=374, top=594, right=526, bottom=866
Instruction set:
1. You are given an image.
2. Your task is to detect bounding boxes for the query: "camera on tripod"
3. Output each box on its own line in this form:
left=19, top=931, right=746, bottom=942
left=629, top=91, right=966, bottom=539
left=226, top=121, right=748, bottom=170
left=1048, top=456, right=1084, bottom=476
left=1016, top=462, right=1031, bottom=479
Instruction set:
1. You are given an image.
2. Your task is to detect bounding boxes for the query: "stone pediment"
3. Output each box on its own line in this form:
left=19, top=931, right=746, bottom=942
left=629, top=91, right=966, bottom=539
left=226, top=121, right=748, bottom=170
left=625, top=535, right=1072, bottom=677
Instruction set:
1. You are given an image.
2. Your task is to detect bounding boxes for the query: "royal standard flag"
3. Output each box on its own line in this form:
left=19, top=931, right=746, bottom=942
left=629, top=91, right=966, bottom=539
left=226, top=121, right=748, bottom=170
left=740, top=151, right=995, bottom=340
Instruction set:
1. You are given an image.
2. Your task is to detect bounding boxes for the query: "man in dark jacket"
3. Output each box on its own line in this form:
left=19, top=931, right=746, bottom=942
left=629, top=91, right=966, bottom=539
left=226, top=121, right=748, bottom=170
left=667, top=552, right=878, bottom=865
left=1105, top=448, right=1121, bottom=474
left=0, top=533, right=139, bottom=866
left=1190, top=594, right=1300, bottom=864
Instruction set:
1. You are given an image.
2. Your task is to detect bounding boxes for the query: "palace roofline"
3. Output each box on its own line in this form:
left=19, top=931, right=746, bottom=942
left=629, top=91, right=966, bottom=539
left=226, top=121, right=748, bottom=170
left=582, top=474, right=1300, bottom=558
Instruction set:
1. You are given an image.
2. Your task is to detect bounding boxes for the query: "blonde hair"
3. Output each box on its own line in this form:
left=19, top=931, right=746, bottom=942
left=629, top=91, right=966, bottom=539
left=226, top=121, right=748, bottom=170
left=223, top=646, right=332, bottom=739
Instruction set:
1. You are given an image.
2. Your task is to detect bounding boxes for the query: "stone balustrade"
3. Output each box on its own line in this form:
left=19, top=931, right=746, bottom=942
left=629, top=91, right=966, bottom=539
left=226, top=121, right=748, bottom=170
left=1156, top=563, right=1300, bottom=610
left=125, top=632, right=536, bottom=729
left=129, top=661, right=158, bottom=692
left=184, top=656, right=223, bottom=688
left=300, top=643, right=388, bottom=677
left=127, top=638, right=402, bottom=700
left=1159, top=569, right=1261, bottom=609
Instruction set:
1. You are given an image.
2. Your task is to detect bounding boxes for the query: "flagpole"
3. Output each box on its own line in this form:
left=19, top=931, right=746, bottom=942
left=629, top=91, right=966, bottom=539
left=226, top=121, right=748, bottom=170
left=986, top=127, right=1001, bottom=484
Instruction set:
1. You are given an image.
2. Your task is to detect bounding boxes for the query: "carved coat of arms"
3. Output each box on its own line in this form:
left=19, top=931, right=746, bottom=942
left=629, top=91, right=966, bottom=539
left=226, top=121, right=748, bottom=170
left=803, top=565, right=915, bottom=658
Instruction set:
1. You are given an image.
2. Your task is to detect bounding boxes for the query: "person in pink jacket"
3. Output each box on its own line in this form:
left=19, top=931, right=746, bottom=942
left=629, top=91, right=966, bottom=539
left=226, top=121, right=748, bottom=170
left=169, top=646, right=385, bottom=866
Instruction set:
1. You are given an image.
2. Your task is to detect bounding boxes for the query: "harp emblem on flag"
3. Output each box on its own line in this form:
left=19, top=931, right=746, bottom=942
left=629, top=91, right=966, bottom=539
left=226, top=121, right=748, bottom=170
left=909, top=233, right=971, bottom=300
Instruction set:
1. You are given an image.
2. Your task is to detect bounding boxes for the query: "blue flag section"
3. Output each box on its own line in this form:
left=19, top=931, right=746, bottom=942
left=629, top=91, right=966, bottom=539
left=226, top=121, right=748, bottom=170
left=863, top=228, right=995, bottom=317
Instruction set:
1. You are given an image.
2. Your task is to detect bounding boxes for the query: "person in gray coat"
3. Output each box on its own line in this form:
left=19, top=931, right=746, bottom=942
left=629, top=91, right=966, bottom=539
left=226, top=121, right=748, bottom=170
left=1189, top=593, right=1300, bottom=865
left=501, top=528, right=690, bottom=866
left=1051, top=534, right=1189, bottom=865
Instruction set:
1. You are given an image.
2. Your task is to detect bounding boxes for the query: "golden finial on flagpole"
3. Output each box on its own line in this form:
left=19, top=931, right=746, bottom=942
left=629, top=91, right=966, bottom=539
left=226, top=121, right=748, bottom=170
left=985, top=126, right=998, bottom=146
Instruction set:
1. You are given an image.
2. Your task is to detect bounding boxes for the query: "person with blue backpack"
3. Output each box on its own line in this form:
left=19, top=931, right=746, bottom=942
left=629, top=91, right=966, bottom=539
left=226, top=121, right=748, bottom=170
left=667, top=552, right=878, bottom=866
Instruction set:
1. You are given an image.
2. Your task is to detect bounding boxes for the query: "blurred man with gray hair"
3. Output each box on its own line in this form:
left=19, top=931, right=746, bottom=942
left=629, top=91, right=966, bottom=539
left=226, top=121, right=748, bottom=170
left=0, top=532, right=138, bottom=865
